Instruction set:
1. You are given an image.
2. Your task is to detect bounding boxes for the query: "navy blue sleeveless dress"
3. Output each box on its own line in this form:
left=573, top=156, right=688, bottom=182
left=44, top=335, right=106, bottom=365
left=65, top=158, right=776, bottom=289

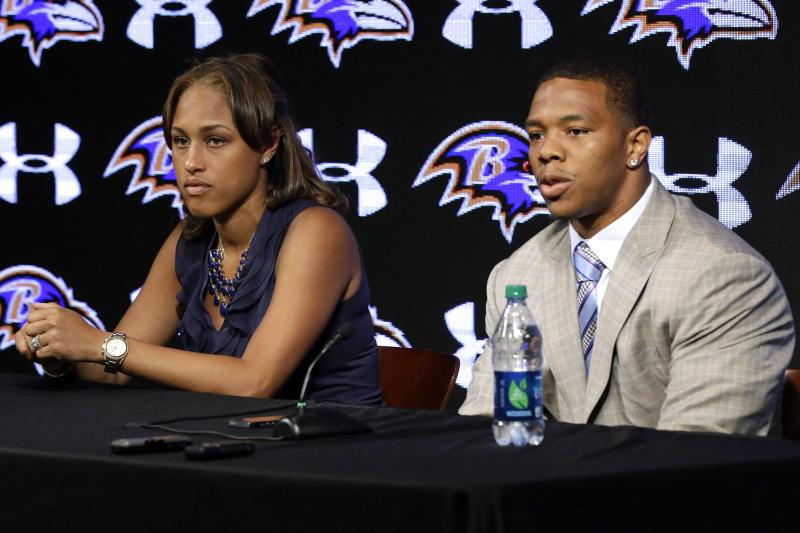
left=174, top=199, right=382, bottom=405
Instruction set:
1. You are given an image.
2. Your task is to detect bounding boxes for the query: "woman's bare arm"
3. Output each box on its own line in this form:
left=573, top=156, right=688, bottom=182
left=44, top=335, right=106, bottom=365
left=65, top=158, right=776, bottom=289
left=23, top=208, right=360, bottom=398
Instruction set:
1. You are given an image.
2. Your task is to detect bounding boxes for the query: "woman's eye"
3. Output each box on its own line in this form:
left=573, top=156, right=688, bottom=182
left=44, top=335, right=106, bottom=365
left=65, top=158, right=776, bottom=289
left=208, top=137, right=227, bottom=146
left=173, top=137, right=188, bottom=147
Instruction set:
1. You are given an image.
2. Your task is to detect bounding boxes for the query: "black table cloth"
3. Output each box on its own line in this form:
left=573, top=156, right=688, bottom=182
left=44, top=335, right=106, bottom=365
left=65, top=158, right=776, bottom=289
left=0, top=374, right=798, bottom=532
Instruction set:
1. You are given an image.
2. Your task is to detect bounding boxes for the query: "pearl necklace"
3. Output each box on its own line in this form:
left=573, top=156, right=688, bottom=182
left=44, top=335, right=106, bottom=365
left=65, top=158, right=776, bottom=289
left=207, top=232, right=254, bottom=316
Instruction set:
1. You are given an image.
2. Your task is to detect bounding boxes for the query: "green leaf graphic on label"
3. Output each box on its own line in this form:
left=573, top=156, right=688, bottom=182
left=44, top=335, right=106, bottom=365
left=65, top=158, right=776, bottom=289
left=508, top=379, right=529, bottom=410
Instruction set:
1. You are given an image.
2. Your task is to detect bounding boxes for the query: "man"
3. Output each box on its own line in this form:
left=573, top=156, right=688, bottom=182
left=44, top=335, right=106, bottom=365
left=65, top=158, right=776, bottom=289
left=459, top=57, right=795, bottom=436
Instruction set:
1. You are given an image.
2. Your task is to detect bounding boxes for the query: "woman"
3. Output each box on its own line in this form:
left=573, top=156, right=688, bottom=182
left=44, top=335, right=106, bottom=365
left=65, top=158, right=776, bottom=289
left=15, top=53, right=382, bottom=405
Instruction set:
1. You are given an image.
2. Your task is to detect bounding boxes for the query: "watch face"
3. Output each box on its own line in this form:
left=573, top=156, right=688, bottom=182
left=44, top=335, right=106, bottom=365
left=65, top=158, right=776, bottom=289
left=106, top=337, right=127, bottom=358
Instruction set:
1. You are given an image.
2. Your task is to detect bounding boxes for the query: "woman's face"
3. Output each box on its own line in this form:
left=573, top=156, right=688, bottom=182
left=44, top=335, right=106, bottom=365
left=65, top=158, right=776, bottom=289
left=170, top=83, right=270, bottom=221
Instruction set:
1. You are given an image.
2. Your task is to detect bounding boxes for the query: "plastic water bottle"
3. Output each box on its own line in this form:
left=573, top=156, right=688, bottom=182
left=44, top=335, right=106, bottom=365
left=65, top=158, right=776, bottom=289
left=492, top=284, right=544, bottom=446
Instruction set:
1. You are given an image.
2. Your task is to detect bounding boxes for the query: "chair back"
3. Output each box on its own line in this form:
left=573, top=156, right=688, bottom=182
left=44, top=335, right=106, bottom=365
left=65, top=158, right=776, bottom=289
left=783, top=369, right=800, bottom=439
left=378, top=346, right=460, bottom=410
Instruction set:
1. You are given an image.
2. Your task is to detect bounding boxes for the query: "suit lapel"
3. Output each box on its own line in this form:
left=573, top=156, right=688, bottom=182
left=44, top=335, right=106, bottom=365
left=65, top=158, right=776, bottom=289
left=581, top=180, right=676, bottom=422
left=538, top=224, right=586, bottom=418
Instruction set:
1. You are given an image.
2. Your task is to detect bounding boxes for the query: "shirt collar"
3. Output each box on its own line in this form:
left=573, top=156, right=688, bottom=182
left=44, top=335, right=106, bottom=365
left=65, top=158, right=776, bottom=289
left=568, top=177, right=655, bottom=271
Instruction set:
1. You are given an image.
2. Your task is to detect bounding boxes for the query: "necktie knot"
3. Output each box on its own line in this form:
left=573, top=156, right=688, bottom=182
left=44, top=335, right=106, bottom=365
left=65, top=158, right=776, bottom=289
left=574, top=241, right=606, bottom=283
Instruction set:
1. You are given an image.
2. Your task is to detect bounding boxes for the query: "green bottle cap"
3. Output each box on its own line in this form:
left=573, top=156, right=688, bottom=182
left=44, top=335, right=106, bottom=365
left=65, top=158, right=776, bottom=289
left=505, top=285, right=527, bottom=299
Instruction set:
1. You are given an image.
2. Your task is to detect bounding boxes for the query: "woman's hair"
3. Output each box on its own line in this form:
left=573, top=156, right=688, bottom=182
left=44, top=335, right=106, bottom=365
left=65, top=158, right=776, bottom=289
left=162, top=53, right=347, bottom=238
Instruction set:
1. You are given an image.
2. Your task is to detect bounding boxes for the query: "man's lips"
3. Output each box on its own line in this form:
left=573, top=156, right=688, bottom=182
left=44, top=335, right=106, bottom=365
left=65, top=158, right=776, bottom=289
left=537, top=174, right=571, bottom=198
left=183, top=178, right=210, bottom=196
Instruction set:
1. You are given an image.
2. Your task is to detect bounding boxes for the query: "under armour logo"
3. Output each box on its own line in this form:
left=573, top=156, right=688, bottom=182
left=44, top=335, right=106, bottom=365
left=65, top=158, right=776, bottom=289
left=127, top=0, right=222, bottom=49
left=650, top=136, right=752, bottom=229
left=443, top=0, right=553, bottom=49
left=444, top=301, right=487, bottom=388
left=298, top=128, right=388, bottom=217
left=0, top=122, right=81, bottom=205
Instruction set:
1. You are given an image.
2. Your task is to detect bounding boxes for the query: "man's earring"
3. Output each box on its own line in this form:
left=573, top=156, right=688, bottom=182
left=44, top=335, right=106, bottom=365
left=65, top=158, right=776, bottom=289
left=629, top=158, right=639, bottom=167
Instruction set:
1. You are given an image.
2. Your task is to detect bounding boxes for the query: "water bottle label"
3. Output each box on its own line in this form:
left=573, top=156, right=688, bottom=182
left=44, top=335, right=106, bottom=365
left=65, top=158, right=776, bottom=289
left=494, top=371, right=542, bottom=421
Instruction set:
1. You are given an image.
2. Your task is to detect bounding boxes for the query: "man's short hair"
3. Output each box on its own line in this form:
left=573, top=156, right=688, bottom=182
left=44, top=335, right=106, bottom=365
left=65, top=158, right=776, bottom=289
left=538, top=55, right=651, bottom=128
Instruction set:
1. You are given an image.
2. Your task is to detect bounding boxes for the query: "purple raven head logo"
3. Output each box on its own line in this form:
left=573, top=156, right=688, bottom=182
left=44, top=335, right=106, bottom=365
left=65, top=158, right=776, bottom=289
left=104, top=117, right=183, bottom=217
left=414, top=121, right=548, bottom=243
left=248, top=0, right=413, bottom=67
left=583, top=0, right=777, bottom=69
left=0, top=0, right=103, bottom=67
left=0, top=265, right=104, bottom=351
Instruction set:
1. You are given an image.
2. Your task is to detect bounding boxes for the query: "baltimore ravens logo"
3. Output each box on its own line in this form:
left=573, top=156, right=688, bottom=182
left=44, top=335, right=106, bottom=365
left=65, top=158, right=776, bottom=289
left=777, top=161, right=799, bottom=200
left=582, top=0, right=777, bottom=69
left=104, top=116, right=183, bottom=217
left=414, top=121, right=548, bottom=243
left=0, top=0, right=103, bottom=67
left=247, top=0, right=414, bottom=68
left=0, top=264, right=104, bottom=351
left=369, top=306, right=411, bottom=348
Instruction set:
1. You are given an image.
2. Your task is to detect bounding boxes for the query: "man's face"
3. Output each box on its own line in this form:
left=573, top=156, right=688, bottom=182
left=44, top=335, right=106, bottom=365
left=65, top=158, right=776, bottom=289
left=525, top=77, right=636, bottom=235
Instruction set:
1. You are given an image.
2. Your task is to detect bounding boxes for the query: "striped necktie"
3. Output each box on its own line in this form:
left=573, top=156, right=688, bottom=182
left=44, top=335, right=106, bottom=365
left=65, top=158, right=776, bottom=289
left=573, top=241, right=606, bottom=374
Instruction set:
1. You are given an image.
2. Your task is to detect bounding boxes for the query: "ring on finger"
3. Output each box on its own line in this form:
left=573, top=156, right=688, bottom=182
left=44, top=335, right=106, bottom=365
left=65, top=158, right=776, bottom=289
left=31, top=334, right=42, bottom=351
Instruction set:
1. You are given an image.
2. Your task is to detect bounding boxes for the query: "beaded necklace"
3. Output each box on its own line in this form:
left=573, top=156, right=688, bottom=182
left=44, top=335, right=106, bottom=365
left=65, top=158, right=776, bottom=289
left=207, top=232, right=255, bottom=316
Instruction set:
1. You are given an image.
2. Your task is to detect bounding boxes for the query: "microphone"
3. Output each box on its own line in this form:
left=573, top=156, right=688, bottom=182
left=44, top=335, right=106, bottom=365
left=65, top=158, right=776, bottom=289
left=296, top=321, right=354, bottom=407
left=273, top=322, right=372, bottom=439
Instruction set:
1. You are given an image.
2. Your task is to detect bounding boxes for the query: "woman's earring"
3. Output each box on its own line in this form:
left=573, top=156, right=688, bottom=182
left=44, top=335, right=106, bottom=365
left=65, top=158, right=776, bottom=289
left=262, top=155, right=271, bottom=165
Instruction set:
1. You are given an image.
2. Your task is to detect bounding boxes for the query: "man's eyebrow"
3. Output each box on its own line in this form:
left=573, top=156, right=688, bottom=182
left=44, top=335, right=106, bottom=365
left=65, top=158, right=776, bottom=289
left=525, top=113, right=593, bottom=128
left=558, top=114, right=591, bottom=123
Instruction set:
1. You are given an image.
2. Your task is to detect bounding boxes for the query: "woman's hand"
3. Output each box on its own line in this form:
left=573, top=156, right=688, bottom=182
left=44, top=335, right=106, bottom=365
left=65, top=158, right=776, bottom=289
left=17, top=302, right=108, bottom=366
left=14, top=327, right=38, bottom=364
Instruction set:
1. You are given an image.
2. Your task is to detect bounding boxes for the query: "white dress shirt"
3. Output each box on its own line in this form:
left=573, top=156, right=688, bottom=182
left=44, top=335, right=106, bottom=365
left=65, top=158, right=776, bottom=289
left=568, top=178, right=655, bottom=311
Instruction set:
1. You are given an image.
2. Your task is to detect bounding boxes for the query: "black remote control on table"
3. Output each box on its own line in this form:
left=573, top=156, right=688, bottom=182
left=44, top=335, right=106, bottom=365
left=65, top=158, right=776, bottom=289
left=184, top=440, right=255, bottom=460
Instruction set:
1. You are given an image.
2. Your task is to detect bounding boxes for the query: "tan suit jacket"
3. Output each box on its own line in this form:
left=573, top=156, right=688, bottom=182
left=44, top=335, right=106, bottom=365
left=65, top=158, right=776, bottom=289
left=460, top=179, right=795, bottom=436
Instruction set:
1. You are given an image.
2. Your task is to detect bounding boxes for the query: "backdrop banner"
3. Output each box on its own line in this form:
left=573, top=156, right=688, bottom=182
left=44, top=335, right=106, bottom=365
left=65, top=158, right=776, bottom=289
left=1, top=1, right=798, bottom=399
